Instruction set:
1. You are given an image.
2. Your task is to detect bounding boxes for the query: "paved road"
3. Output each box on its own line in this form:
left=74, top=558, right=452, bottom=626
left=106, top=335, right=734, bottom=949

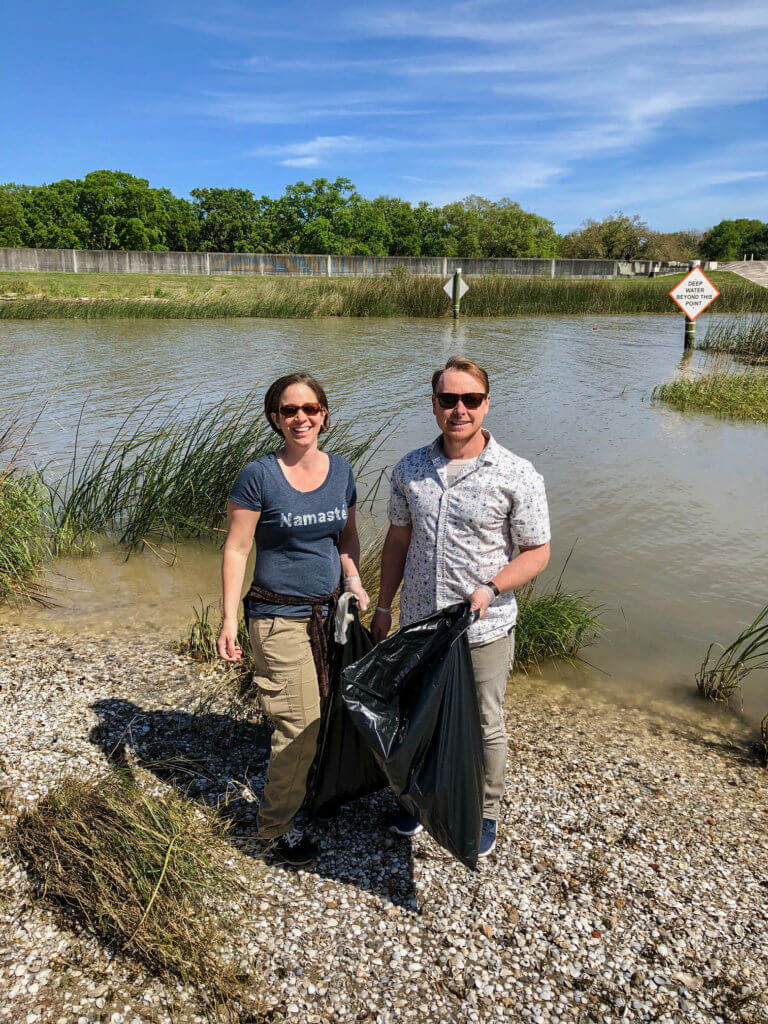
left=718, top=260, right=768, bottom=288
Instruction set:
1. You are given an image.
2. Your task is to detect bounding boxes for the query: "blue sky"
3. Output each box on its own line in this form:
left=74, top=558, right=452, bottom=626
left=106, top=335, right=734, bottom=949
left=2, top=0, right=767, bottom=232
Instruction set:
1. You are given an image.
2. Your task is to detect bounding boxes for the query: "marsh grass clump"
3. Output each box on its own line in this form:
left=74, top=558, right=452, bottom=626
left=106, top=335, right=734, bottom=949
left=0, top=421, right=49, bottom=606
left=652, top=366, right=768, bottom=423
left=760, top=714, right=768, bottom=766
left=176, top=600, right=251, bottom=668
left=696, top=604, right=768, bottom=707
left=50, top=390, right=382, bottom=552
left=178, top=602, right=257, bottom=740
left=47, top=515, right=99, bottom=558
left=699, top=314, right=768, bottom=365
left=514, top=577, right=603, bottom=671
left=0, top=472, right=48, bottom=606
left=4, top=771, right=255, bottom=1014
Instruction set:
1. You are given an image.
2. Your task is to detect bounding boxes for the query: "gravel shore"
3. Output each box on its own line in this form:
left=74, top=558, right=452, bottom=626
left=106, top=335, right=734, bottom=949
left=1, top=625, right=766, bottom=1024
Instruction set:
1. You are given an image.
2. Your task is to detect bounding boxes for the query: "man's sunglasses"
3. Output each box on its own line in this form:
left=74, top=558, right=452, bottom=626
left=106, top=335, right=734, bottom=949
left=279, top=402, right=324, bottom=418
left=434, top=392, right=488, bottom=410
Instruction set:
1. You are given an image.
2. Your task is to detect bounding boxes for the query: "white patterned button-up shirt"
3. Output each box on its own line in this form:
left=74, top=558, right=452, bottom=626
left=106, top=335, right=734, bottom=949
left=388, top=432, right=551, bottom=645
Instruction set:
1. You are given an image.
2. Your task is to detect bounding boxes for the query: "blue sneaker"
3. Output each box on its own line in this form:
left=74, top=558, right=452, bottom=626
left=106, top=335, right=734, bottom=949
left=478, top=818, right=497, bottom=858
left=388, top=807, right=423, bottom=837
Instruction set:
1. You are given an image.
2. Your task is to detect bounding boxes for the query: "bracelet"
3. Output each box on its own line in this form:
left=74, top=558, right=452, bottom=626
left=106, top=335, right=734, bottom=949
left=343, top=574, right=361, bottom=582
left=484, top=580, right=501, bottom=598
left=477, top=584, right=497, bottom=603
left=375, top=606, right=392, bottom=615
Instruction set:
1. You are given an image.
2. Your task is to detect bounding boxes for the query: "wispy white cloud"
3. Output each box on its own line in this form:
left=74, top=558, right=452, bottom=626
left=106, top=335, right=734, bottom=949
left=178, top=0, right=767, bottom=227
left=252, top=135, right=374, bottom=166
left=196, top=90, right=435, bottom=124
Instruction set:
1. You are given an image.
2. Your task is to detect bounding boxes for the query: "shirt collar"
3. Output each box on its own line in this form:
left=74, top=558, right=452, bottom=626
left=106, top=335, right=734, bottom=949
left=428, top=430, right=499, bottom=471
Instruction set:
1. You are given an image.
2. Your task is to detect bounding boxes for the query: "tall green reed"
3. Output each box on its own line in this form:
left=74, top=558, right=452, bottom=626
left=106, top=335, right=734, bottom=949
left=514, top=566, right=604, bottom=672
left=0, top=417, right=49, bottom=605
left=48, top=389, right=383, bottom=552
left=698, top=314, right=768, bottom=364
left=696, top=603, right=768, bottom=708
left=3, top=273, right=766, bottom=320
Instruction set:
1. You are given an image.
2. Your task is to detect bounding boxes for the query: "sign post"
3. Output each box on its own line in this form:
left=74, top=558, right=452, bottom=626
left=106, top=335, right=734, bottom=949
left=668, top=265, right=720, bottom=350
left=443, top=268, right=469, bottom=319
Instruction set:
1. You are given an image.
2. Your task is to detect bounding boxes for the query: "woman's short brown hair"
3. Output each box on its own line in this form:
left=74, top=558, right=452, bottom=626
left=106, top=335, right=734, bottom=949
left=263, top=372, right=331, bottom=435
left=431, top=356, right=490, bottom=395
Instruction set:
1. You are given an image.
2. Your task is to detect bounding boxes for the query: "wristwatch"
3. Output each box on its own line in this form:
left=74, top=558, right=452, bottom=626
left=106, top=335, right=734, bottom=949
left=484, top=580, right=501, bottom=598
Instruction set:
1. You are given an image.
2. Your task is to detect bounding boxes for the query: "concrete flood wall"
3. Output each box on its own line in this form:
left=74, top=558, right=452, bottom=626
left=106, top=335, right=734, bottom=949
left=0, top=247, right=699, bottom=279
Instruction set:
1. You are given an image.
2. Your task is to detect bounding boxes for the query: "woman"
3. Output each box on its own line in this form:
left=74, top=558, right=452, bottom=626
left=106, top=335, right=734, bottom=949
left=217, top=372, right=368, bottom=866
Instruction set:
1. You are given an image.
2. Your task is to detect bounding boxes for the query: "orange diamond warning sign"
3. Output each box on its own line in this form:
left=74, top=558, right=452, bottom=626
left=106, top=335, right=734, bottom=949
left=669, top=267, right=720, bottom=320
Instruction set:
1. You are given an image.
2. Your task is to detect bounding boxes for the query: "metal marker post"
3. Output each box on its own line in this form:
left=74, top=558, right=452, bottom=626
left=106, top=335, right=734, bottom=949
left=669, top=263, right=719, bottom=353
left=684, top=315, right=695, bottom=349
left=452, top=268, right=462, bottom=319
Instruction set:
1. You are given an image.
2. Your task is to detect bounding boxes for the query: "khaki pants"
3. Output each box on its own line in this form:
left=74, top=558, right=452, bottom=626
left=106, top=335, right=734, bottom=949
left=249, top=616, right=321, bottom=840
left=470, top=629, right=515, bottom=820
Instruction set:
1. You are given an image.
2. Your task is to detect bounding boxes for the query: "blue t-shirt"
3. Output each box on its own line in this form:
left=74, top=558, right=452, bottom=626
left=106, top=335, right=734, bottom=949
left=228, top=452, right=357, bottom=619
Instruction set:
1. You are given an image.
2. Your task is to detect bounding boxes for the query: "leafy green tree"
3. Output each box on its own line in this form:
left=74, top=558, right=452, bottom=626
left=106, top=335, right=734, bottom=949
left=479, top=198, right=559, bottom=257
left=117, top=217, right=167, bottom=251
left=21, top=180, right=90, bottom=248
left=561, top=212, right=652, bottom=260
left=414, top=202, right=454, bottom=256
left=439, top=196, right=559, bottom=257
left=642, top=230, right=702, bottom=262
left=191, top=187, right=273, bottom=252
left=0, top=185, right=28, bottom=247
left=273, top=178, right=357, bottom=253
left=701, top=219, right=768, bottom=261
left=441, top=197, right=484, bottom=257
left=372, top=197, right=421, bottom=256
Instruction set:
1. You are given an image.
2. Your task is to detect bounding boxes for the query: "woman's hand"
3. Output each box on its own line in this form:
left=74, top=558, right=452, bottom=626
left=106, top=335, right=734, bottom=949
left=370, top=607, right=392, bottom=643
left=217, top=616, right=242, bottom=662
left=343, top=576, right=370, bottom=612
left=468, top=586, right=494, bottom=620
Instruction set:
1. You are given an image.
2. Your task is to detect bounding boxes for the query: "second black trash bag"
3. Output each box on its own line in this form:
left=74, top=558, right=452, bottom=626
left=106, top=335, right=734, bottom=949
left=341, top=603, right=485, bottom=869
left=308, top=597, right=388, bottom=820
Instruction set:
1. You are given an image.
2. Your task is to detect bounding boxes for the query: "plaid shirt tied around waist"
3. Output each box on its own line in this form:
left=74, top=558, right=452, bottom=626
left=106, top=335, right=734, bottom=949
left=388, top=432, right=551, bottom=646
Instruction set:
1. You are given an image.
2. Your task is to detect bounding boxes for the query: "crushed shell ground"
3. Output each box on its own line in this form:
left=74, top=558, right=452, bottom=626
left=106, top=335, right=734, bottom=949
left=0, top=625, right=766, bottom=1024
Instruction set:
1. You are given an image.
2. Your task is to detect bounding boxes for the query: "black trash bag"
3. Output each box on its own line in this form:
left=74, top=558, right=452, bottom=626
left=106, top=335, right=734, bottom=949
left=341, top=603, right=484, bottom=869
left=308, top=600, right=388, bottom=820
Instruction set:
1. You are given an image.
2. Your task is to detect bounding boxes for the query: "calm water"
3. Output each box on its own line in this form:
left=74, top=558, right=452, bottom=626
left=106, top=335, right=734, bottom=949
left=2, top=315, right=767, bottom=727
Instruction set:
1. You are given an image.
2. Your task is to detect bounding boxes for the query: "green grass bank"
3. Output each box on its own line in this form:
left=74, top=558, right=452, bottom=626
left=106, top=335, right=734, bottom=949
left=1, top=270, right=766, bottom=319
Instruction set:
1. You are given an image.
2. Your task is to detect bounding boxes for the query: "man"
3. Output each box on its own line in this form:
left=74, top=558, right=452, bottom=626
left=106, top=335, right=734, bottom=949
left=371, top=356, right=550, bottom=858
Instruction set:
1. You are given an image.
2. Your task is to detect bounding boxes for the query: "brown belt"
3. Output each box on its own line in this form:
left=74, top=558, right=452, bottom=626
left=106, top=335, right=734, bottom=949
left=243, top=581, right=341, bottom=700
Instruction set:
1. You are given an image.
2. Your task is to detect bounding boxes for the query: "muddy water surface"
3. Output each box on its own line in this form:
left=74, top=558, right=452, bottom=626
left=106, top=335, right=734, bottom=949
left=3, top=315, right=767, bottom=728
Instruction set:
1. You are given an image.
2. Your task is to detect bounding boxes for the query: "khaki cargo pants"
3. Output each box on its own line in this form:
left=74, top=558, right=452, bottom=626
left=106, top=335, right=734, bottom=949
left=249, top=616, right=321, bottom=840
left=470, top=628, right=515, bottom=820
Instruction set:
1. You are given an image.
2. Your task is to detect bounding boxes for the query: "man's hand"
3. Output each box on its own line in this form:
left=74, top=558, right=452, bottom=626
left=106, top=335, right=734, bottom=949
left=468, top=586, right=493, bottom=620
left=217, top=617, right=243, bottom=662
left=370, top=608, right=392, bottom=643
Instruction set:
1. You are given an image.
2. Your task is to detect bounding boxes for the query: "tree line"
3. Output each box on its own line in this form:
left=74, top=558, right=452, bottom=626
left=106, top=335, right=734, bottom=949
left=0, top=170, right=765, bottom=261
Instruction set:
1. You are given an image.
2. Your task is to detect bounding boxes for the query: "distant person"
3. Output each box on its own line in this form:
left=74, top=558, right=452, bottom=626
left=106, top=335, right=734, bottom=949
left=371, top=356, right=550, bottom=858
left=218, top=372, right=368, bottom=867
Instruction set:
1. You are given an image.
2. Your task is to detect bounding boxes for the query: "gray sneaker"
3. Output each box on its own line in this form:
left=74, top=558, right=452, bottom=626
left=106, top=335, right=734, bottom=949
left=478, top=818, right=497, bottom=858
left=388, top=807, right=424, bottom=837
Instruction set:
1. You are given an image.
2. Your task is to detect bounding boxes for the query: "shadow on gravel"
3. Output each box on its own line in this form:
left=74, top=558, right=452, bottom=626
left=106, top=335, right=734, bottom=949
left=88, top=698, right=417, bottom=908
left=643, top=712, right=764, bottom=768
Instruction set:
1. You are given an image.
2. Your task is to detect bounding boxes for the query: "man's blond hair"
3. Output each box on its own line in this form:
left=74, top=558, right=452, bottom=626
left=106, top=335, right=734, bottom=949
left=431, top=356, right=489, bottom=395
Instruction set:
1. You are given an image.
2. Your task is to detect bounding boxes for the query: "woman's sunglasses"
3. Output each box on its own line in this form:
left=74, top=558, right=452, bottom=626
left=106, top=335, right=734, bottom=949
left=279, top=402, right=324, bottom=418
left=434, top=392, right=488, bottom=410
